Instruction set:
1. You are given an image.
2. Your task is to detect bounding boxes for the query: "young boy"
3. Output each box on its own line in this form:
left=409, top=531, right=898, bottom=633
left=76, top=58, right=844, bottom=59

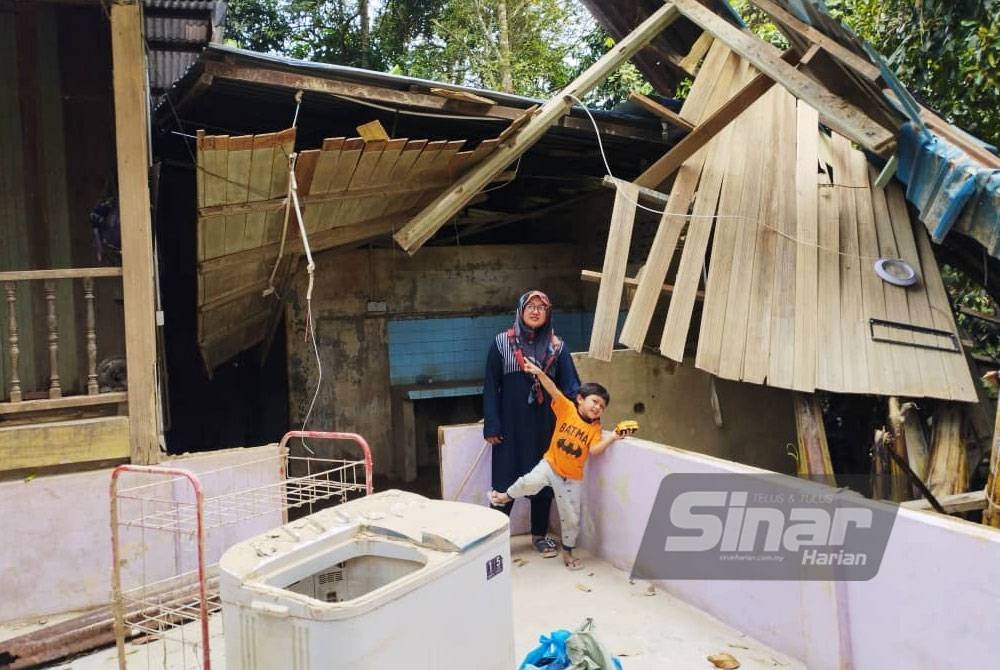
left=489, top=359, right=622, bottom=570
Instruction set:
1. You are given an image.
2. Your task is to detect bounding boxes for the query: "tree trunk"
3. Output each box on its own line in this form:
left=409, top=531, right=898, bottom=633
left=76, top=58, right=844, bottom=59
left=984, top=372, right=1000, bottom=527
left=793, top=394, right=835, bottom=484
left=496, top=0, right=514, bottom=93
left=359, top=0, right=370, bottom=69
left=926, top=403, right=968, bottom=498
left=884, top=398, right=911, bottom=501
left=899, top=401, right=930, bottom=481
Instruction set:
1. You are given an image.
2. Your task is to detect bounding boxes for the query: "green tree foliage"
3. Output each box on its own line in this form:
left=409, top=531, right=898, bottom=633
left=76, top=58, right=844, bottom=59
left=568, top=27, right=654, bottom=109
left=404, top=0, right=592, bottom=96
left=225, top=0, right=597, bottom=99
left=826, top=0, right=1000, bottom=145
left=225, top=0, right=447, bottom=71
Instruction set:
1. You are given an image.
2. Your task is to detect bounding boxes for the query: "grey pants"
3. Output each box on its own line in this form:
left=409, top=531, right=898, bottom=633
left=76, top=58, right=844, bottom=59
left=507, top=459, right=582, bottom=549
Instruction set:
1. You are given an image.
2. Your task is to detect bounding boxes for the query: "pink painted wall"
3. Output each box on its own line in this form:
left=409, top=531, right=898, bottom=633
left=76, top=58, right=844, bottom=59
left=440, top=424, right=1000, bottom=669
left=0, top=446, right=285, bottom=623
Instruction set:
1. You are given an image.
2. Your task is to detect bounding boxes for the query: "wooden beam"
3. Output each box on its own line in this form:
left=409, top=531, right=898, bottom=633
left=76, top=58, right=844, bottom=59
left=628, top=92, right=695, bottom=132
left=793, top=393, right=835, bottom=481
left=748, top=0, right=881, bottom=81
left=0, top=391, right=128, bottom=416
left=679, top=31, right=714, bottom=74
left=580, top=270, right=704, bottom=300
left=983, top=370, right=1000, bottom=528
left=636, top=49, right=807, bottom=189
left=636, top=70, right=773, bottom=188
left=0, top=267, right=123, bottom=281
left=672, top=0, right=895, bottom=156
left=600, top=174, right=668, bottom=207
left=203, top=62, right=663, bottom=144
left=901, top=489, right=987, bottom=513
left=392, top=2, right=683, bottom=254
left=0, top=416, right=129, bottom=471
left=111, top=2, right=160, bottom=465
left=588, top=181, right=638, bottom=361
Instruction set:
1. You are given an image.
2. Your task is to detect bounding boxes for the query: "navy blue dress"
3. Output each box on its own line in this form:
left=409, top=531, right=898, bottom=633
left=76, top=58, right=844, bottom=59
left=483, top=334, right=580, bottom=534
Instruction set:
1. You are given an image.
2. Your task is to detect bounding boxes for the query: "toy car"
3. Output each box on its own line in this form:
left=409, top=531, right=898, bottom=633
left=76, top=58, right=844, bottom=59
left=614, top=419, right=640, bottom=436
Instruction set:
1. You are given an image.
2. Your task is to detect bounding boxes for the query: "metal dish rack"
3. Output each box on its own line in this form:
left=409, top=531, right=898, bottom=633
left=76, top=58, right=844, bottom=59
left=109, top=431, right=373, bottom=669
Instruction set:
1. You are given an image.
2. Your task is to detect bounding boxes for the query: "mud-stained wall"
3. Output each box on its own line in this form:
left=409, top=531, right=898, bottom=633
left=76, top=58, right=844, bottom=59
left=285, top=244, right=584, bottom=477
left=573, top=351, right=797, bottom=474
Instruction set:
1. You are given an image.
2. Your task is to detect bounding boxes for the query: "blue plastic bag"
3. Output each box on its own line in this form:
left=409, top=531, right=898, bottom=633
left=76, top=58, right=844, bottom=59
left=518, top=624, right=623, bottom=670
left=519, top=629, right=572, bottom=669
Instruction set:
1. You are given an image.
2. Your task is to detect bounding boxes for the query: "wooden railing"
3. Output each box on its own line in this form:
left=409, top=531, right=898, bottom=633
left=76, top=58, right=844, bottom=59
left=0, top=267, right=127, bottom=415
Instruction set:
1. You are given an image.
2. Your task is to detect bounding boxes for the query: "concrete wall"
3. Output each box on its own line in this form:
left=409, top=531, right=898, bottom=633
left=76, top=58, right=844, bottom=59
left=440, top=424, right=1000, bottom=670
left=573, top=351, right=798, bottom=475
left=0, top=446, right=284, bottom=623
left=285, top=243, right=584, bottom=478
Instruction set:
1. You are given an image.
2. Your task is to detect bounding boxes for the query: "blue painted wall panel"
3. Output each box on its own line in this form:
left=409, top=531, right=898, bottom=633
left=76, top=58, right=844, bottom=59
left=387, top=311, right=617, bottom=385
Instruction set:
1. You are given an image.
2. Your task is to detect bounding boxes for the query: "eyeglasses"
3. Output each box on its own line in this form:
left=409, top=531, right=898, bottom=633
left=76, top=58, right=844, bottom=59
left=524, top=303, right=549, bottom=313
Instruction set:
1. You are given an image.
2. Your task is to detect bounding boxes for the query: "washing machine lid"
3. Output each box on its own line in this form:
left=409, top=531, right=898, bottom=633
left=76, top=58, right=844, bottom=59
left=357, top=491, right=508, bottom=552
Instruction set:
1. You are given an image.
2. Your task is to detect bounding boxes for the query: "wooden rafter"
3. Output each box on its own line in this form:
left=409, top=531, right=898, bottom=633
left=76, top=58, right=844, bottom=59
left=634, top=48, right=809, bottom=189
left=628, top=92, right=695, bottom=132
left=391, top=1, right=683, bottom=255
left=672, top=0, right=895, bottom=156
left=748, top=0, right=881, bottom=81
left=199, top=61, right=662, bottom=144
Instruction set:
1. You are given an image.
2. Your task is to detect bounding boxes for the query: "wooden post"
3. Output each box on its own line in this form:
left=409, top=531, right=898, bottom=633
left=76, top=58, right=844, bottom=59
left=111, top=1, right=160, bottom=465
left=983, top=371, right=1000, bottom=527
left=5, top=282, right=21, bottom=403
left=44, top=280, right=61, bottom=399
left=792, top=393, right=835, bottom=484
left=884, top=398, right=911, bottom=501
left=84, top=277, right=99, bottom=395
left=926, top=404, right=967, bottom=498
left=392, top=1, right=682, bottom=254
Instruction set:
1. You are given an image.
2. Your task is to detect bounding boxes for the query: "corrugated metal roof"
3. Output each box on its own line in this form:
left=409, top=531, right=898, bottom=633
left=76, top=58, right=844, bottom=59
left=143, top=0, right=219, bottom=10
left=146, top=15, right=211, bottom=43
left=149, top=50, right=200, bottom=94
left=144, top=0, right=224, bottom=93
left=163, top=44, right=666, bottom=131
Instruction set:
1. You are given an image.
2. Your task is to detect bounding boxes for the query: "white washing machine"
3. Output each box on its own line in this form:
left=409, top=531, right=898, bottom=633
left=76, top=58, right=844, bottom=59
left=219, top=490, right=513, bottom=669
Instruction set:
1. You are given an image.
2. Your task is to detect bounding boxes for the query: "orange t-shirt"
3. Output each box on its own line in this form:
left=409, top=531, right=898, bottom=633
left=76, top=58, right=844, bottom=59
left=544, top=393, right=602, bottom=480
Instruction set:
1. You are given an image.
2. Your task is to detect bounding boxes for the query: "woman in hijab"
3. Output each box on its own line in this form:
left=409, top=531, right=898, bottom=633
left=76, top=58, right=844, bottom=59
left=483, top=290, right=580, bottom=557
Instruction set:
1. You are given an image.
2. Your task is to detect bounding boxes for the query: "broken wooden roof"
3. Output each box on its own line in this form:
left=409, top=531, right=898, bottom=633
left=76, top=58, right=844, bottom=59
left=162, top=46, right=674, bottom=371
left=193, top=128, right=516, bottom=370
left=588, top=41, right=976, bottom=401
left=586, top=0, right=1000, bottom=262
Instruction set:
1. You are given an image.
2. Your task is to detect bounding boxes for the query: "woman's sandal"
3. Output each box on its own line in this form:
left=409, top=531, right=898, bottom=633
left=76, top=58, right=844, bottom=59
left=532, top=536, right=559, bottom=558
left=563, top=555, right=584, bottom=571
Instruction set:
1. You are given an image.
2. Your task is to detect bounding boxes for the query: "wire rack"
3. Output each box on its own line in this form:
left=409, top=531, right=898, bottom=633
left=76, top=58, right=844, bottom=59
left=109, top=431, right=374, bottom=670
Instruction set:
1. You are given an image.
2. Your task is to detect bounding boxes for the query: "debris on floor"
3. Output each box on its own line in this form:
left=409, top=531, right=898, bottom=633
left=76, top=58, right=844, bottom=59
left=519, top=618, right=622, bottom=670
left=708, top=651, right=741, bottom=668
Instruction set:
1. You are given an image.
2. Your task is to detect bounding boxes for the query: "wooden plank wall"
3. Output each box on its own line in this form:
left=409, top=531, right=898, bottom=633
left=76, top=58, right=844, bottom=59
left=608, top=49, right=976, bottom=402
left=195, top=130, right=500, bottom=370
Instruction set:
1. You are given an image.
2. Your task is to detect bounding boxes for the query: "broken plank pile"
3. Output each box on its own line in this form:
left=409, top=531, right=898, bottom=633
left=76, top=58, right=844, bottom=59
left=194, top=129, right=499, bottom=371
left=589, top=40, right=976, bottom=402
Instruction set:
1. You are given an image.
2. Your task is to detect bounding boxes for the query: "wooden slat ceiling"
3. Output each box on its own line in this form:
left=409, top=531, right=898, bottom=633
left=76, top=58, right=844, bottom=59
left=590, top=42, right=976, bottom=401
left=194, top=129, right=502, bottom=371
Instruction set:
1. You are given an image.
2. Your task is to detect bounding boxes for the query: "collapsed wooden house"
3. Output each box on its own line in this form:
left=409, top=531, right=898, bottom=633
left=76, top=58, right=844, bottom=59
left=4, top=0, right=1000, bottom=667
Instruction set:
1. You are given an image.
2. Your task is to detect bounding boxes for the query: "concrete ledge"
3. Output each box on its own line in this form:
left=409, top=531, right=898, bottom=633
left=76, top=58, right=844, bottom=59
left=440, top=423, right=1000, bottom=670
